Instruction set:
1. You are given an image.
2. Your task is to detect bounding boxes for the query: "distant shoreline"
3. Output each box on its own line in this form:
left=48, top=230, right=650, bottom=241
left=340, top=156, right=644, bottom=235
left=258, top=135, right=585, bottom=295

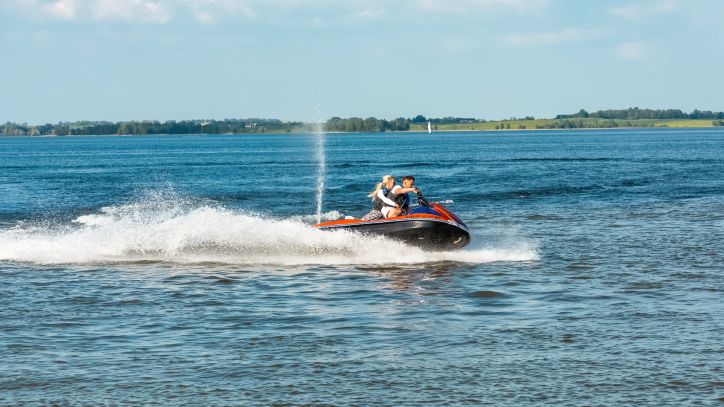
left=4, top=126, right=720, bottom=138
left=3, top=108, right=723, bottom=136
left=407, top=119, right=721, bottom=132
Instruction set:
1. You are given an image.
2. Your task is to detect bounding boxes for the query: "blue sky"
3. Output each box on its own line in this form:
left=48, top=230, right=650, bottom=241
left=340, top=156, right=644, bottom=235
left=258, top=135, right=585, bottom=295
left=2, top=0, right=724, bottom=123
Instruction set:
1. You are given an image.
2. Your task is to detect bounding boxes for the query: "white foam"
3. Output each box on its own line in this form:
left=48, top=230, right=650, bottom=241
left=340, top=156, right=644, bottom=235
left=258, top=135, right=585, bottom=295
left=72, top=214, right=113, bottom=226
left=0, top=196, right=538, bottom=266
left=287, top=210, right=343, bottom=223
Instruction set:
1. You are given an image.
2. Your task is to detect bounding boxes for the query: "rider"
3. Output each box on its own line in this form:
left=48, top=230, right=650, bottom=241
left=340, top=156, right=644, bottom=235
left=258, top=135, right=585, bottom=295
left=365, top=175, right=420, bottom=219
left=366, top=175, right=398, bottom=219
left=389, top=175, right=420, bottom=217
left=373, top=175, right=419, bottom=218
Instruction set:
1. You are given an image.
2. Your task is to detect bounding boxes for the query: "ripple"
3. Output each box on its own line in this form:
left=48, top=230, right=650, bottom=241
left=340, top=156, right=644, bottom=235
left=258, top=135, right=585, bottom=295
left=469, top=290, right=506, bottom=298
left=2, top=131, right=723, bottom=405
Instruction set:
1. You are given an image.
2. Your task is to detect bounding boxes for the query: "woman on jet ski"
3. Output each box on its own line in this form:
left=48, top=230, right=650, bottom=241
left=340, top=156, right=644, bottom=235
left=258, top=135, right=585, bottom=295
left=364, top=175, right=419, bottom=219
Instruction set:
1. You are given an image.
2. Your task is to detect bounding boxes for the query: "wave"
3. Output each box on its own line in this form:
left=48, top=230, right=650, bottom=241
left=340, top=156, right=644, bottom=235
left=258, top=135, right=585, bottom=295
left=0, top=192, right=538, bottom=266
left=465, top=177, right=660, bottom=201
left=508, top=158, right=622, bottom=162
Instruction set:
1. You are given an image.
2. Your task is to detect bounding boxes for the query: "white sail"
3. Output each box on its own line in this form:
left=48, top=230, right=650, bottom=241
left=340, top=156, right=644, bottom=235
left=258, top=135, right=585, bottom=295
left=427, top=121, right=432, bottom=133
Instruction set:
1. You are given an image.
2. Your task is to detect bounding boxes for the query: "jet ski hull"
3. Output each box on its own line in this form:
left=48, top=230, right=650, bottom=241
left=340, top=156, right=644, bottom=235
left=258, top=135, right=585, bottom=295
left=316, top=203, right=471, bottom=251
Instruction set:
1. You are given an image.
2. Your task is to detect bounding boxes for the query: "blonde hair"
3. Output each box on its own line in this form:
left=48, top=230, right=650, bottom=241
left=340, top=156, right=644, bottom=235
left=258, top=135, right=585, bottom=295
left=369, top=175, right=395, bottom=200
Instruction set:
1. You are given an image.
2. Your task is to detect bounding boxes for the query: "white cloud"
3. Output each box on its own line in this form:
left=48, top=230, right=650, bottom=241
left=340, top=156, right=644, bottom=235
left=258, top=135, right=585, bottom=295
left=616, top=42, right=645, bottom=59
left=90, top=0, right=170, bottom=23
left=41, top=0, right=78, bottom=19
left=352, top=8, right=387, bottom=19
left=184, top=0, right=255, bottom=24
left=610, top=0, right=677, bottom=20
left=610, top=4, right=640, bottom=20
left=4, top=0, right=552, bottom=23
left=8, top=0, right=258, bottom=24
left=502, top=28, right=606, bottom=47
left=655, top=0, right=677, bottom=11
left=416, top=0, right=548, bottom=14
left=10, top=0, right=171, bottom=23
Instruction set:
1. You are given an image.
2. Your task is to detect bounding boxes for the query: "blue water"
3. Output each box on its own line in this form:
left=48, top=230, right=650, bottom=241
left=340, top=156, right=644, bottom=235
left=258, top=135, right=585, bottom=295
left=1, top=129, right=722, bottom=405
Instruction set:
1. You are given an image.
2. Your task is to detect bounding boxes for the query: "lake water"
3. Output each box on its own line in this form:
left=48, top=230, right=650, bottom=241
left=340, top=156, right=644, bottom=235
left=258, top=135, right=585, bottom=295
left=1, top=129, right=722, bottom=405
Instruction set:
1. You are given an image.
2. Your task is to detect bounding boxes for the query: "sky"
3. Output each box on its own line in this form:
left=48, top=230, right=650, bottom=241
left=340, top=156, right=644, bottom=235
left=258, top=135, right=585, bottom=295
left=2, top=0, right=724, bottom=123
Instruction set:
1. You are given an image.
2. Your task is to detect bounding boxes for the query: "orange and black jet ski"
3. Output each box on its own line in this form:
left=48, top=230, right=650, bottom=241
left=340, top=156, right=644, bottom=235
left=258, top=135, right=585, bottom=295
left=315, top=193, right=470, bottom=251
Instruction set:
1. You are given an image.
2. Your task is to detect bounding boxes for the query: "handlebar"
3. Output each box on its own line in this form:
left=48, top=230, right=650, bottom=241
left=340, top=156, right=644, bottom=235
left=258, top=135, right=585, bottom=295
left=416, top=190, right=430, bottom=207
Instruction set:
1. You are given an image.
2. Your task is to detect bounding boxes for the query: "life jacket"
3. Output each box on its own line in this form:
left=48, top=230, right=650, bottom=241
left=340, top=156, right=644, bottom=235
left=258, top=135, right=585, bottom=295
left=373, top=187, right=391, bottom=211
left=392, top=190, right=411, bottom=209
left=373, top=186, right=410, bottom=211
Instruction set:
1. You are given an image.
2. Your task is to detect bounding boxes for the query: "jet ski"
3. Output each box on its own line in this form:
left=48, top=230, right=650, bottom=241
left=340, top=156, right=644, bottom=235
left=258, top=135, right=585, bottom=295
left=315, top=193, right=470, bottom=251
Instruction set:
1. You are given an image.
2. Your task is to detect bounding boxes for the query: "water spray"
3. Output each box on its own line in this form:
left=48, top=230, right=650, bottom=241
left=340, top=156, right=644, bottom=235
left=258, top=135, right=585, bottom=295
left=314, top=121, right=326, bottom=224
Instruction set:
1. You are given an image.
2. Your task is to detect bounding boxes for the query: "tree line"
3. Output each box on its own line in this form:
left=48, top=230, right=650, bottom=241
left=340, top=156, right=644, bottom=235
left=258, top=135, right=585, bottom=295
left=1, top=119, right=303, bottom=136
left=0, top=115, right=488, bottom=136
left=3, top=109, right=724, bottom=136
left=410, top=115, right=482, bottom=124
left=324, top=117, right=410, bottom=132
left=556, top=107, right=724, bottom=120
left=534, top=119, right=644, bottom=129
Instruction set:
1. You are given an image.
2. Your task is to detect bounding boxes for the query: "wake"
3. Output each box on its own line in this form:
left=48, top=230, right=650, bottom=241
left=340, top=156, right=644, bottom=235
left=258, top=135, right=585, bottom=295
left=0, top=193, right=538, bottom=266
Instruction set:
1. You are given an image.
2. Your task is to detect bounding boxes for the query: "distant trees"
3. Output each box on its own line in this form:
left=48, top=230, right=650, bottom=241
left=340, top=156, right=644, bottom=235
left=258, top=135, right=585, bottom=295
left=52, top=123, right=72, bottom=135
left=556, top=107, right=724, bottom=120
left=324, top=117, right=410, bottom=132
left=535, top=119, right=621, bottom=129
left=3, top=109, right=724, bottom=136
left=0, top=119, right=303, bottom=136
left=429, top=116, right=477, bottom=124
left=408, top=115, right=480, bottom=125
left=690, top=109, right=724, bottom=119
left=2, top=122, right=22, bottom=136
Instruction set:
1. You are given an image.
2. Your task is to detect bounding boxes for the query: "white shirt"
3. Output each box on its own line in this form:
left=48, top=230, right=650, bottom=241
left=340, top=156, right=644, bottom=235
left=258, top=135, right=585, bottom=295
left=377, top=185, right=401, bottom=207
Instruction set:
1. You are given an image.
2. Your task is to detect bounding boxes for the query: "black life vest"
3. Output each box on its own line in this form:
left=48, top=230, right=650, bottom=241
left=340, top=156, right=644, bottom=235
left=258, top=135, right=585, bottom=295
left=391, top=193, right=410, bottom=210
left=373, top=187, right=391, bottom=211
left=391, top=190, right=410, bottom=209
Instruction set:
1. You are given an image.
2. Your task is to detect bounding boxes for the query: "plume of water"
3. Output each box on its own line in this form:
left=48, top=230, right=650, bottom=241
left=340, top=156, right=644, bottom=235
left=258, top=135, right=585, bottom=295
left=313, top=121, right=326, bottom=224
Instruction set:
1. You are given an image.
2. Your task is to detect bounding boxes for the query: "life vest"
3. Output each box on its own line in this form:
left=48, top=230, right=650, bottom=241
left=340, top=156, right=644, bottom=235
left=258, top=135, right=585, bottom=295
left=392, top=190, right=411, bottom=209
left=373, top=186, right=410, bottom=211
left=373, top=187, right=391, bottom=211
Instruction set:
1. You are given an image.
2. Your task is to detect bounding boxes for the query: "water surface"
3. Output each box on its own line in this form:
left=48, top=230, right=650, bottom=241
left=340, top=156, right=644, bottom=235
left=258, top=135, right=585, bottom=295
left=1, top=129, right=722, bottom=405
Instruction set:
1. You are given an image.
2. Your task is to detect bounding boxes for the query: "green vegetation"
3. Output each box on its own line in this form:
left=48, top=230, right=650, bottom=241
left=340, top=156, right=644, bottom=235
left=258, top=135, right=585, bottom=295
left=556, top=107, right=724, bottom=120
left=406, top=108, right=722, bottom=131
left=325, top=117, right=410, bottom=132
left=2, top=108, right=723, bottom=136
left=409, top=118, right=716, bottom=131
left=1, top=119, right=304, bottom=136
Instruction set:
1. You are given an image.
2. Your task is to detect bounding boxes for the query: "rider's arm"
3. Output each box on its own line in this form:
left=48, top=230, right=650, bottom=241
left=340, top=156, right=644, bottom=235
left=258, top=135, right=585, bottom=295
left=377, top=189, right=398, bottom=207
left=394, top=187, right=417, bottom=194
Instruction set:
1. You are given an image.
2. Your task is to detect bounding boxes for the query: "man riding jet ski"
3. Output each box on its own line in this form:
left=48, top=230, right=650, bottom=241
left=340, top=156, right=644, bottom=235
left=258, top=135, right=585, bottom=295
left=315, top=175, right=470, bottom=251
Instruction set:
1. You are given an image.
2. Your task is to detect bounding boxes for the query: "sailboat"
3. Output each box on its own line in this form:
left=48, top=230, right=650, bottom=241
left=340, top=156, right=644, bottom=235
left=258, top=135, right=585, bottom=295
left=427, top=121, right=432, bottom=133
